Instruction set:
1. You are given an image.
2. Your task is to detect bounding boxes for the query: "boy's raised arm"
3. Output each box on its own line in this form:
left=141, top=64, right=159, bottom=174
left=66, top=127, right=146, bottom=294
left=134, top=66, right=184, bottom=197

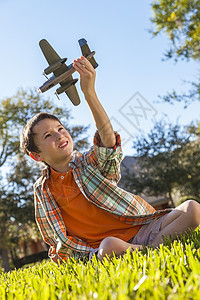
left=73, top=56, right=116, bottom=148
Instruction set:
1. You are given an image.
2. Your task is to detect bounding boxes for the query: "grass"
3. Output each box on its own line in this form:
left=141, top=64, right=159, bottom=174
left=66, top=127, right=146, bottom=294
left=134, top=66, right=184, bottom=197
left=0, top=228, right=200, bottom=299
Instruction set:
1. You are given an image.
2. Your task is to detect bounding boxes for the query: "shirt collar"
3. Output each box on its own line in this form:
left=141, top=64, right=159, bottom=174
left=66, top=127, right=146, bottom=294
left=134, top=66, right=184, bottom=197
left=41, top=150, right=82, bottom=179
left=49, top=167, right=67, bottom=182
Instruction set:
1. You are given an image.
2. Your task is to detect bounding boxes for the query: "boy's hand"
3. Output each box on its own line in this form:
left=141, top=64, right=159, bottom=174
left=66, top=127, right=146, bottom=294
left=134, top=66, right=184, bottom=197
left=73, top=56, right=96, bottom=97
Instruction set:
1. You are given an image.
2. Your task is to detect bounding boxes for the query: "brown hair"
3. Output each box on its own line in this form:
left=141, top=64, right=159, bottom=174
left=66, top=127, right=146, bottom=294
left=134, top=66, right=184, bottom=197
left=20, top=112, right=62, bottom=155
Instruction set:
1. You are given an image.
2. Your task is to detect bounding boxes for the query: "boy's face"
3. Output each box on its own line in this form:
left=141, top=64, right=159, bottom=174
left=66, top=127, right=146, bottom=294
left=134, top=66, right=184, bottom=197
left=31, top=118, right=73, bottom=166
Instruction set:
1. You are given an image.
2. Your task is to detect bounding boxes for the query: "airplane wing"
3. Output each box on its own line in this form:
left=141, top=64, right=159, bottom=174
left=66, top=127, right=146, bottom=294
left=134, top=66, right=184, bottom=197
left=62, top=82, right=80, bottom=106
left=39, top=39, right=80, bottom=106
left=78, top=38, right=98, bottom=69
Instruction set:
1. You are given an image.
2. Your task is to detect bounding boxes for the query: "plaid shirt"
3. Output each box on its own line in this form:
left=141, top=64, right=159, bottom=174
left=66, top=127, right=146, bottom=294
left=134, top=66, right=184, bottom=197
left=34, top=131, right=172, bottom=261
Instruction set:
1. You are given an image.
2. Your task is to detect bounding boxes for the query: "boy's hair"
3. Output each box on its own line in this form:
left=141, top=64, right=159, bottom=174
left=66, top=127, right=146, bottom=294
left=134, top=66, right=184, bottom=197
left=20, top=112, right=62, bottom=155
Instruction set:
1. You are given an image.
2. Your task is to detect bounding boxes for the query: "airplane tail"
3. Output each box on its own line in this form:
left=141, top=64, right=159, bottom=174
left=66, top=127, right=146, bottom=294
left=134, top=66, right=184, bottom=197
left=78, top=38, right=87, bottom=48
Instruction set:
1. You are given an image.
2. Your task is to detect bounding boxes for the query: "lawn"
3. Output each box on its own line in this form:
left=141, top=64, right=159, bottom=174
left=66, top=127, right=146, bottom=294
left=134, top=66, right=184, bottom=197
left=0, top=228, right=200, bottom=299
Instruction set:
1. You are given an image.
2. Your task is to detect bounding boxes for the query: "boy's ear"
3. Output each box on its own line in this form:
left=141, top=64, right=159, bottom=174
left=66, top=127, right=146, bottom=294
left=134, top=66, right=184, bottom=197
left=30, top=152, right=43, bottom=162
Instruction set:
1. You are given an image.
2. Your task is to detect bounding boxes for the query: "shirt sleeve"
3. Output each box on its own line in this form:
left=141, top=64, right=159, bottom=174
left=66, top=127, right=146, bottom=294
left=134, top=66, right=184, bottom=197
left=34, top=192, right=59, bottom=261
left=89, top=131, right=123, bottom=183
left=56, top=236, right=94, bottom=262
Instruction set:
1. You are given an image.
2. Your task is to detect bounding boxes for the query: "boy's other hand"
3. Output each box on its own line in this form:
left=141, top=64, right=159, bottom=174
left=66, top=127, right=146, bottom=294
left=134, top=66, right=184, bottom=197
left=73, top=56, right=96, bottom=97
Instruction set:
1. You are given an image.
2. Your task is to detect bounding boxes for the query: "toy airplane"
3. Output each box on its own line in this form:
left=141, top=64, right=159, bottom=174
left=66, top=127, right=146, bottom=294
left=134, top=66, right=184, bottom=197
left=38, top=38, right=98, bottom=106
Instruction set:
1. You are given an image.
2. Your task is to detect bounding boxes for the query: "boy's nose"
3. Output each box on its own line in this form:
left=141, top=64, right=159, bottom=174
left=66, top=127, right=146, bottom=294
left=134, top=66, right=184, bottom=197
left=56, top=132, right=62, bottom=140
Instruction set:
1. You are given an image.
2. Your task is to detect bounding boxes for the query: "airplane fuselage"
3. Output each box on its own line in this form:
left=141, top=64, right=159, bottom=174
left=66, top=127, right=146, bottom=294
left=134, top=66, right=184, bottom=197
left=38, top=63, right=74, bottom=93
left=38, top=51, right=95, bottom=93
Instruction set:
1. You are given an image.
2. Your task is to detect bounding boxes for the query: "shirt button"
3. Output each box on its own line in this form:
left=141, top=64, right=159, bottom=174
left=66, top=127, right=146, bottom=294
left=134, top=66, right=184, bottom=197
left=60, top=176, right=64, bottom=180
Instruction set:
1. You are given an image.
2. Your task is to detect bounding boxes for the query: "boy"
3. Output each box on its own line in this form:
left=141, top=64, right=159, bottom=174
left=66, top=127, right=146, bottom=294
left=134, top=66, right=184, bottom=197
left=21, top=56, right=200, bottom=264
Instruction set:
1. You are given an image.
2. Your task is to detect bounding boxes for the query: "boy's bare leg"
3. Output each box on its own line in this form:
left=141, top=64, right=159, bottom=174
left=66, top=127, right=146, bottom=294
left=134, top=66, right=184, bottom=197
left=97, top=236, right=142, bottom=260
left=151, top=200, right=200, bottom=247
left=97, top=200, right=200, bottom=260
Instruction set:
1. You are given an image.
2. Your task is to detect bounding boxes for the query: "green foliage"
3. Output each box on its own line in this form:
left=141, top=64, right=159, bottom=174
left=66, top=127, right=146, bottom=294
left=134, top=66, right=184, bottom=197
left=150, top=0, right=200, bottom=106
left=0, top=228, right=200, bottom=299
left=121, top=119, right=200, bottom=204
left=159, top=80, right=200, bottom=107
left=151, top=0, right=200, bottom=61
left=178, top=138, right=200, bottom=199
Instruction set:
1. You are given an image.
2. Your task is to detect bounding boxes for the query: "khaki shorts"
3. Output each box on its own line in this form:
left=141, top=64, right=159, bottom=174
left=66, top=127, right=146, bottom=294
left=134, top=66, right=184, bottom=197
left=129, top=215, right=168, bottom=246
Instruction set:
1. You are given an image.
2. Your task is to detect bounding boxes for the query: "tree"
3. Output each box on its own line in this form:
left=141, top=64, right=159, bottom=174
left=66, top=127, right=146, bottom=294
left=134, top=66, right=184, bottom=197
left=150, top=0, right=200, bottom=106
left=121, top=119, right=200, bottom=206
left=177, top=125, right=200, bottom=199
left=0, top=88, right=90, bottom=271
left=0, top=181, right=14, bottom=272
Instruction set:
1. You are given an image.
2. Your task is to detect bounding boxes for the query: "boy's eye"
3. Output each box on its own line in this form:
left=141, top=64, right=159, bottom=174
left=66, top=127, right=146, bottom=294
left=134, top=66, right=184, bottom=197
left=45, top=134, right=51, bottom=139
left=58, top=127, right=64, bottom=132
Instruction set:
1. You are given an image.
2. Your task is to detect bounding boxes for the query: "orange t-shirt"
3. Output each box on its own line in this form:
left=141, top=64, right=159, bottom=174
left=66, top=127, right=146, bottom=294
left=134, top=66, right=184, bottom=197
left=48, top=168, right=142, bottom=248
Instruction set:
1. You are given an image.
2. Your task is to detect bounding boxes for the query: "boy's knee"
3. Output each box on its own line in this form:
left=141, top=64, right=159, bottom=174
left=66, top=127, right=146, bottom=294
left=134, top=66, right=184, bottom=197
left=184, top=200, right=200, bottom=227
left=97, top=237, right=117, bottom=260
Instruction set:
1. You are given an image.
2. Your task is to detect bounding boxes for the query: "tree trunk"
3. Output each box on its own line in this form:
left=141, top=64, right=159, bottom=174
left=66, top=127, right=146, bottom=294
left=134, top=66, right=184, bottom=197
left=168, top=190, right=175, bottom=208
left=0, top=248, right=11, bottom=272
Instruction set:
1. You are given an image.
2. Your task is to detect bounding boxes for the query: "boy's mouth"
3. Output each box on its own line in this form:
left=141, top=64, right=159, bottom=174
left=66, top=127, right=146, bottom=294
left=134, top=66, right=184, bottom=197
left=58, top=141, right=68, bottom=148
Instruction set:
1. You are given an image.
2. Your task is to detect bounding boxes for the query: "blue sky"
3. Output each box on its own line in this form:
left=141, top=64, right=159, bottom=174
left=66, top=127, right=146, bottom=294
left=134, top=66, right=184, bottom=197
left=0, top=0, right=199, bottom=155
